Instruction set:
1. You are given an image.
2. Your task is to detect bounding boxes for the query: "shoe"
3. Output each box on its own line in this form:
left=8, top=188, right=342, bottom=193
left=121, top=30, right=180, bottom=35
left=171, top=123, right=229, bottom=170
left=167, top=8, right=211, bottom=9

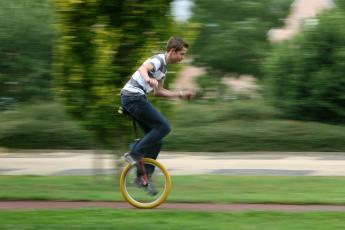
left=147, top=181, right=158, bottom=196
left=134, top=176, right=158, bottom=196
left=134, top=176, right=147, bottom=187
left=122, top=152, right=137, bottom=164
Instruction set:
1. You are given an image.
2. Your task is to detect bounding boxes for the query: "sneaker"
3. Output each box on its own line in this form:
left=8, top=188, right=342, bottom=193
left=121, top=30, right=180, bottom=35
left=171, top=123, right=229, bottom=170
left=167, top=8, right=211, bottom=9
left=147, top=181, right=158, bottom=196
left=122, top=152, right=138, bottom=164
left=134, top=176, right=158, bottom=196
left=134, top=176, right=147, bottom=187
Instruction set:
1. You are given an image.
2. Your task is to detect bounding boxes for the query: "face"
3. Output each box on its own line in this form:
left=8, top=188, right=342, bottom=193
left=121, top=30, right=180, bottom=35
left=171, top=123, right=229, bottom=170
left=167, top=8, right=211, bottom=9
left=170, top=47, right=188, bottom=63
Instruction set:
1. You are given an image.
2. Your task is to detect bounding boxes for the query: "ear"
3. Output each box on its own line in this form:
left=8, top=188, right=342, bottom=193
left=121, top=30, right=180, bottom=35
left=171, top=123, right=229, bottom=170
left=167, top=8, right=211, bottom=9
left=167, top=49, right=175, bottom=55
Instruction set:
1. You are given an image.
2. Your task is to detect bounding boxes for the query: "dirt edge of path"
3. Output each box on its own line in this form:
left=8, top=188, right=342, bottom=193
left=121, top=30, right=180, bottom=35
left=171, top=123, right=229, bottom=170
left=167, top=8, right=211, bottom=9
left=1, top=201, right=345, bottom=212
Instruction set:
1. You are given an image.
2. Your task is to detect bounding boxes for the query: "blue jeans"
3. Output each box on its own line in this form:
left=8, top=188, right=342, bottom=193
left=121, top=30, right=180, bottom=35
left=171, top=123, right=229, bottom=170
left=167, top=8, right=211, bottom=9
left=121, top=94, right=171, bottom=174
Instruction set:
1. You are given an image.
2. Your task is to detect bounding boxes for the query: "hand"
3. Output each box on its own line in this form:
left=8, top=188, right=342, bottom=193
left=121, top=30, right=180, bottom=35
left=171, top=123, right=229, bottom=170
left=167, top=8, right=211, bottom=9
left=146, top=78, right=158, bottom=88
left=179, top=90, right=194, bottom=100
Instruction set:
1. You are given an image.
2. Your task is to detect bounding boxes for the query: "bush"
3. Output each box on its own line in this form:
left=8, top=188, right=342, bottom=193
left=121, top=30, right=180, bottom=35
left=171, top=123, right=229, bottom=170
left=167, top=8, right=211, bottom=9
left=195, top=74, right=227, bottom=99
left=0, top=103, right=95, bottom=149
left=264, top=10, right=345, bottom=123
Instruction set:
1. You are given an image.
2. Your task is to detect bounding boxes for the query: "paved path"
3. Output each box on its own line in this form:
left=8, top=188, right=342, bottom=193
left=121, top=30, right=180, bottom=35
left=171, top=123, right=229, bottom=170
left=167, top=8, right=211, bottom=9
left=1, top=151, right=345, bottom=176
left=1, top=201, right=345, bottom=212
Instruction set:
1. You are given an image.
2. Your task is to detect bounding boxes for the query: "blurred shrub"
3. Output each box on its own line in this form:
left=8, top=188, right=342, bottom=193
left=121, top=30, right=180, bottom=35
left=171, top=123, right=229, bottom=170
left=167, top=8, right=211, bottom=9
left=173, top=99, right=280, bottom=126
left=190, top=0, right=293, bottom=77
left=167, top=99, right=345, bottom=152
left=264, top=10, right=345, bottom=123
left=0, top=103, right=94, bottom=149
left=195, top=74, right=227, bottom=99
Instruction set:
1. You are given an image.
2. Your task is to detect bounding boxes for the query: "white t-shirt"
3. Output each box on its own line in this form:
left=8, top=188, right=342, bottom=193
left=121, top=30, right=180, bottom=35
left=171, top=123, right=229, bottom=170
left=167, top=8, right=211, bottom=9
left=121, top=53, right=167, bottom=95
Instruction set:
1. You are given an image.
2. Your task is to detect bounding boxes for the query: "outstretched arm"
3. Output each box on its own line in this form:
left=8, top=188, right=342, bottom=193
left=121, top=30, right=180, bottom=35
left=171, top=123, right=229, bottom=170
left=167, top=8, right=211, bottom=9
left=154, top=79, right=193, bottom=100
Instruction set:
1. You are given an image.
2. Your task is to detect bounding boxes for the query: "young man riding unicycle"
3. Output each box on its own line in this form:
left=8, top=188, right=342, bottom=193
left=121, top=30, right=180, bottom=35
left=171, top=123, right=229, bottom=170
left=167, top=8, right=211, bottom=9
left=120, top=36, right=193, bottom=194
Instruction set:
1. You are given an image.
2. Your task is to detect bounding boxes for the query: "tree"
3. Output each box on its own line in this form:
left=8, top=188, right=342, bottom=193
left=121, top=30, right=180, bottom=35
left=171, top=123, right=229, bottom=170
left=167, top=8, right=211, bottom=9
left=264, top=9, right=345, bottom=123
left=53, top=0, right=173, bottom=149
left=190, top=0, right=293, bottom=77
left=0, top=0, right=55, bottom=105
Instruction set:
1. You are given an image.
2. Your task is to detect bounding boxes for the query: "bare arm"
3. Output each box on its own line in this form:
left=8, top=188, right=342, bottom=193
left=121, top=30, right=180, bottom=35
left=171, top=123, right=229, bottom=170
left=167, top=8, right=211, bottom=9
left=154, top=79, right=179, bottom=99
left=154, top=79, right=193, bottom=99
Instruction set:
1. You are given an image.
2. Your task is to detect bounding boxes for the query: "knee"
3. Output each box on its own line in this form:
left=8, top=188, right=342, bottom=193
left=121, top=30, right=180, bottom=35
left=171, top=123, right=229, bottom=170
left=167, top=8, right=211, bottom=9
left=156, top=140, right=163, bottom=147
left=160, top=122, right=171, bottom=136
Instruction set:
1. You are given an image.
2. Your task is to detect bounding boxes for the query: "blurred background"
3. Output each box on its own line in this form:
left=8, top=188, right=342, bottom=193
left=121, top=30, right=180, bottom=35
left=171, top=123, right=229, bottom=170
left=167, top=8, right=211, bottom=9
left=0, top=0, right=344, bottom=155
left=1, top=2, right=345, bottom=227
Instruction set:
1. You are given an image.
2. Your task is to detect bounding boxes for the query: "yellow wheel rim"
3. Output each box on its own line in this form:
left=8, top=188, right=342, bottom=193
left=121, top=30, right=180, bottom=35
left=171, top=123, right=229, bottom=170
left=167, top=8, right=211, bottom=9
left=120, top=158, right=171, bottom=209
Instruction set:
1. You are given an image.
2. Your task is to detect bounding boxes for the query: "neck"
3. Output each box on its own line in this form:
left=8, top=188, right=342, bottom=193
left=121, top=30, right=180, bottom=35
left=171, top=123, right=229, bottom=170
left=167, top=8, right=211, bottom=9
left=165, top=51, right=173, bottom=64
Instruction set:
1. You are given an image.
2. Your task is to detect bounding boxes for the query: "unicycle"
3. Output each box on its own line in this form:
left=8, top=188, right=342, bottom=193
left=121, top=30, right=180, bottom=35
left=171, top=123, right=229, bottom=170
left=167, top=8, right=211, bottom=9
left=118, top=106, right=171, bottom=209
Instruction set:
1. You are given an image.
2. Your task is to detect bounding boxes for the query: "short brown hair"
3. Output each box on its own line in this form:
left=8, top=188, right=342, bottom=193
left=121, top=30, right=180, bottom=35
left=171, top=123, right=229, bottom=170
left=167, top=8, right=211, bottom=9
left=166, top=36, right=189, bottom=52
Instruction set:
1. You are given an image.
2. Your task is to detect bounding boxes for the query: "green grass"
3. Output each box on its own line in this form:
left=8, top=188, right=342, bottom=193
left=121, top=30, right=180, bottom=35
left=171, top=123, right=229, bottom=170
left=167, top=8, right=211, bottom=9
left=1, top=209, right=345, bottom=229
left=1, top=175, right=345, bottom=204
left=166, top=99, right=345, bottom=152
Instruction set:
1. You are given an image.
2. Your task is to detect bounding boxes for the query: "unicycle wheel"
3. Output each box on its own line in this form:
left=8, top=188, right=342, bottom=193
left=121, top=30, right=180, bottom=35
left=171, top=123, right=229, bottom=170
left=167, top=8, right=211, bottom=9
left=120, top=158, right=171, bottom=209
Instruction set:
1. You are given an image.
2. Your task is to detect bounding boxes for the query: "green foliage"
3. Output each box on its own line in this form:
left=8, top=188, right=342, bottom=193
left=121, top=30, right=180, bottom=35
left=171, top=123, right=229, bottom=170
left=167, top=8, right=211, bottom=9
left=165, top=99, right=345, bottom=152
left=53, top=0, right=173, bottom=148
left=195, top=74, right=227, bottom=99
left=190, top=0, right=293, bottom=76
left=0, top=103, right=94, bottom=149
left=0, top=0, right=56, bottom=103
left=264, top=9, right=345, bottom=123
left=335, top=0, right=345, bottom=11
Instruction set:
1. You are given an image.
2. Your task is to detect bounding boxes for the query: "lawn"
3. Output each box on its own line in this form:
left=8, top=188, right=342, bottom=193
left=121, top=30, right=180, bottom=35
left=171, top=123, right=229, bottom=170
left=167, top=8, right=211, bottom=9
left=1, top=209, right=345, bottom=230
left=1, top=175, right=345, bottom=204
